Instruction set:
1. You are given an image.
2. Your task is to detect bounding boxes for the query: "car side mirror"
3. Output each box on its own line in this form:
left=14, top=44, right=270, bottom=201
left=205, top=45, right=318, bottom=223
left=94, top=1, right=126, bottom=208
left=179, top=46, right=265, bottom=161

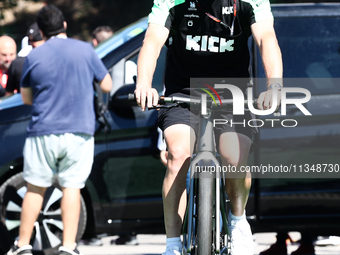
left=109, top=83, right=139, bottom=119
left=110, top=83, right=138, bottom=110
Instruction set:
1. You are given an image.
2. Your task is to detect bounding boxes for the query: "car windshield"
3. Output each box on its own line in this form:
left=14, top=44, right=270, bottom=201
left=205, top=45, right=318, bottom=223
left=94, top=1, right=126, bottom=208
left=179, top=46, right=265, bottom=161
left=257, top=16, right=340, bottom=94
left=95, top=17, right=148, bottom=59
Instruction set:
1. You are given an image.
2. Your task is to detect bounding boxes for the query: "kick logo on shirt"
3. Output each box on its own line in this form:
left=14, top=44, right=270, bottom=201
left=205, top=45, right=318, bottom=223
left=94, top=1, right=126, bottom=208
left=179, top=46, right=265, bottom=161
left=222, top=6, right=233, bottom=15
left=186, top=35, right=234, bottom=52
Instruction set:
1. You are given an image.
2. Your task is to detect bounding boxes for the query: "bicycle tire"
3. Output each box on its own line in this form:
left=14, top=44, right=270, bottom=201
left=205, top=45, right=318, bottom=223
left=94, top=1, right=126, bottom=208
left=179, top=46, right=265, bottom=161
left=220, top=180, right=231, bottom=254
left=197, top=162, right=214, bottom=255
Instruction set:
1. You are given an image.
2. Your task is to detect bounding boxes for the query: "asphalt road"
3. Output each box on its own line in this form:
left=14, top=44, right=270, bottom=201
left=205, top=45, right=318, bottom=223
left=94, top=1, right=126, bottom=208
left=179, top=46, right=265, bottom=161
left=78, top=232, right=340, bottom=255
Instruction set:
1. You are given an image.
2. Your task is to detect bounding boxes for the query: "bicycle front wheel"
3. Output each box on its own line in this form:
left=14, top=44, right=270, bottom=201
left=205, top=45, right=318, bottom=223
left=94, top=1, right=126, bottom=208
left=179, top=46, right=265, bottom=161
left=197, top=164, right=214, bottom=255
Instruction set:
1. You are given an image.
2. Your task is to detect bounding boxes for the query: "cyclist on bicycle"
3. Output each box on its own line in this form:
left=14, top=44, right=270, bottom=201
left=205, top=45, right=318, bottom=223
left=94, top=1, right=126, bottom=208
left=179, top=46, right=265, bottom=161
left=135, top=0, right=282, bottom=254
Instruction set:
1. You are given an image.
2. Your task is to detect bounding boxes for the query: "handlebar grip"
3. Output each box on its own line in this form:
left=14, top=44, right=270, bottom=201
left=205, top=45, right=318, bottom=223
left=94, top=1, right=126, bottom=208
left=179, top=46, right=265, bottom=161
left=127, top=93, right=168, bottom=105
left=128, top=93, right=136, bottom=102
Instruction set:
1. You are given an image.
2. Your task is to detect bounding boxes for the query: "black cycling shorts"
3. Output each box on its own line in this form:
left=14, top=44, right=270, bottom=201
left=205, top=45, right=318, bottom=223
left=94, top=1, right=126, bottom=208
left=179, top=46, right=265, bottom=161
left=158, top=101, right=258, bottom=148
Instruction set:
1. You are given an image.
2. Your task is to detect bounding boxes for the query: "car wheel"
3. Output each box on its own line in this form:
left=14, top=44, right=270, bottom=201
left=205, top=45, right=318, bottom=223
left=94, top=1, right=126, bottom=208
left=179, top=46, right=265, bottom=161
left=0, top=172, right=87, bottom=254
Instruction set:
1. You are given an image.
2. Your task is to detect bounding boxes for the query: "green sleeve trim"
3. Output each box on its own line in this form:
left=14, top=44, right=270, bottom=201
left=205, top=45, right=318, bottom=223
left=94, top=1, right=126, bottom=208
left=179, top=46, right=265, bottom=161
left=148, top=0, right=185, bottom=26
left=241, top=0, right=273, bottom=22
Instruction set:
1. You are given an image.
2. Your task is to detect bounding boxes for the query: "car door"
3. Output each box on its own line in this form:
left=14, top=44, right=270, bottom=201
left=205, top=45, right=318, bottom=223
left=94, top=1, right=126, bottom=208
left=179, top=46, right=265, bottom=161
left=88, top=30, right=168, bottom=234
left=250, top=4, right=340, bottom=234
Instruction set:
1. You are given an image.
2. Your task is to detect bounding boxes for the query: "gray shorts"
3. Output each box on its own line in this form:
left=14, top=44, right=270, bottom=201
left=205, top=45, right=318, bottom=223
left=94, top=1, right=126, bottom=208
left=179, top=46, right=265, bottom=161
left=23, top=133, right=94, bottom=189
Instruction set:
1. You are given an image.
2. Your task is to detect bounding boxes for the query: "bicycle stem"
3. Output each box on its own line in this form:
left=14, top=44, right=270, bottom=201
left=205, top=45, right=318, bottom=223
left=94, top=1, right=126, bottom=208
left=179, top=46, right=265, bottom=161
left=197, top=111, right=215, bottom=154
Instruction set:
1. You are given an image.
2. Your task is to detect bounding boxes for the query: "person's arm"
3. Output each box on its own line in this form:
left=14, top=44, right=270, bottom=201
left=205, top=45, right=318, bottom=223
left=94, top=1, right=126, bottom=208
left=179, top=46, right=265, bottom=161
left=20, top=57, right=33, bottom=105
left=5, top=91, right=14, bottom=96
left=135, top=23, right=169, bottom=111
left=98, top=73, right=112, bottom=93
left=21, top=87, right=33, bottom=105
left=251, top=19, right=283, bottom=110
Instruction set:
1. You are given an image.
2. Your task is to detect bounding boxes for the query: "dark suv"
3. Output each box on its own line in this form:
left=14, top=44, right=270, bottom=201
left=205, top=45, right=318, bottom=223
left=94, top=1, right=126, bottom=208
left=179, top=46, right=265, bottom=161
left=1, top=3, right=340, bottom=254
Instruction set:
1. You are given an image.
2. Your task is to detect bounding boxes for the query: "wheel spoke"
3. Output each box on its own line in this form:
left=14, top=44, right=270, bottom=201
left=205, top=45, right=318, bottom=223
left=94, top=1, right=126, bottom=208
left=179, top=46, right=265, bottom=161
left=5, top=219, right=21, bottom=231
left=42, top=220, right=62, bottom=247
left=43, top=188, right=63, bottom=214
left=17, top=186, right=27, bottom=199
left=44, top=208, right=62, bottom=216
left=5, top=201, right=22, bottom=230
left=32, top=222, right=43, bottom=250
left=4, top=186, right=25, bottom=208
left=44, top=218, right=63, bottom=231
left=6, top=201, right=22, bottom=212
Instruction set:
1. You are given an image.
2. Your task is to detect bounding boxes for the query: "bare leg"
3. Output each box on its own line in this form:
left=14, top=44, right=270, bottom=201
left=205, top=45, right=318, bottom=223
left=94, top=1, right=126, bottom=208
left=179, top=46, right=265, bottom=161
left=163, top=124, right=196, bottom=238
left=219, top=133, right=252, bottom=216
left=61, top=187, right=81, bottom=250
left=17, top=184, right=46, bottom=247
left=160, top=150, right=168, bottom=167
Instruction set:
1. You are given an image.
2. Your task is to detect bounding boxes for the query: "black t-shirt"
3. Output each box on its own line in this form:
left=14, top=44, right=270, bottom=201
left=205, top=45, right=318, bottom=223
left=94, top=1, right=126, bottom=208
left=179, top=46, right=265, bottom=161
left=148, top=0, right=273, bottom=95
left=6, top=57, right=26, bottom=94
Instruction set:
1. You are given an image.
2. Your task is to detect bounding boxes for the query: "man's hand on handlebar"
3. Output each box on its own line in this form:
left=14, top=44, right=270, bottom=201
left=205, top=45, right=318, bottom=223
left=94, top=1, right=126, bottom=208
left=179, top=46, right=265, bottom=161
left=134, top=86, right=159, bottom=111
left=257, top=88, right=281, bottom=111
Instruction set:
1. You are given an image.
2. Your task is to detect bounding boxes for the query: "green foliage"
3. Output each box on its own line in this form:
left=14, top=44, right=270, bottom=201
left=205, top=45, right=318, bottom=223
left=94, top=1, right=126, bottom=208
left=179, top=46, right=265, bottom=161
left=1, top=0, right=153, bottom=47
left=0, top=0, right=18, bottom=9
left=40, top=0, right=153, bottom=40
left=3, top=0, right=339, bottom=49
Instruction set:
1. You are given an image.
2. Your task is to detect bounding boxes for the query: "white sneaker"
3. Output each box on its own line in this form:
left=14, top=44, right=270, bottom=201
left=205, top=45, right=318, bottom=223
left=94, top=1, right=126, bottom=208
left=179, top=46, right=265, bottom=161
left=162, top=246, right=181, bottom=255
left=58, top=246, right=84, bottom=255
left=228, top=218, right=254, bottom=255
left=7, top=246, right=32, bottom=255
left=315, top=236, right=340, bottom=246
left=7, top=241, right=32, bottom=255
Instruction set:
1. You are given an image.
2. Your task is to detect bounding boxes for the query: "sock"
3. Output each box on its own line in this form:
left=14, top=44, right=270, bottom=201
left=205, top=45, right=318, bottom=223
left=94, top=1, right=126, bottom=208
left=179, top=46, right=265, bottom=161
left=166, top=237, right=182, bottom=251
left=228, top=210, right=245, bottom=222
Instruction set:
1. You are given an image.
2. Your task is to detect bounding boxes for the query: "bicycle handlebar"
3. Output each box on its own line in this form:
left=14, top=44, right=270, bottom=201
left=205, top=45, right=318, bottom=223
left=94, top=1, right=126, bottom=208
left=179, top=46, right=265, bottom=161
left=128, top=93, right=257, bottom=110
left=127, top=93, right=137, bottom=102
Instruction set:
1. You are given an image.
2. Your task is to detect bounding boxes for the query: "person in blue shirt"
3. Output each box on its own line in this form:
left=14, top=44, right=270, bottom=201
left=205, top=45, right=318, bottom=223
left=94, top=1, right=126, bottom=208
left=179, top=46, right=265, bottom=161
left=7, top=5, right=112, bottom=255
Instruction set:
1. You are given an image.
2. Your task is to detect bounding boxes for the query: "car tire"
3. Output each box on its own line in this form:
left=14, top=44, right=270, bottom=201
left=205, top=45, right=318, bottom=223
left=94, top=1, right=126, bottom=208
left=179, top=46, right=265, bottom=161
left=0, top=172, right=87, bottom=255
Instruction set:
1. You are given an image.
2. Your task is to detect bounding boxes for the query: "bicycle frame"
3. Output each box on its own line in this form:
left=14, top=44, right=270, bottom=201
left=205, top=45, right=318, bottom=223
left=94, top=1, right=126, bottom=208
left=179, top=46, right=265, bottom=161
left=127, top=93, right=247, bottom=255
left=183, top=108, right=230, bottom=255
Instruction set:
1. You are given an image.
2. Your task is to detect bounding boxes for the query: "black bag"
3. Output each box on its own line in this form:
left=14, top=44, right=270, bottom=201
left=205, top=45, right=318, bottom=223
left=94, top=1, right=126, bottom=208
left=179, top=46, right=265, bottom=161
left=93, top=81, right=111, bottom=133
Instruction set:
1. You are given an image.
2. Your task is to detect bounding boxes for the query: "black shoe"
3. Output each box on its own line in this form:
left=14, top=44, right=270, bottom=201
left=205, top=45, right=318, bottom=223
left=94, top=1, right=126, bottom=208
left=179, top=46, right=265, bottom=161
left=7, top=242, right=33, bottom=255
left=78, top=238, right=103, bottom=246
left=259, top=243, right=287, bottom=255
left=291, top=243, right=315, bottom=255
left=113, top=234, right=138, bottom=245
left=58, top=246, right=83, bottom=255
